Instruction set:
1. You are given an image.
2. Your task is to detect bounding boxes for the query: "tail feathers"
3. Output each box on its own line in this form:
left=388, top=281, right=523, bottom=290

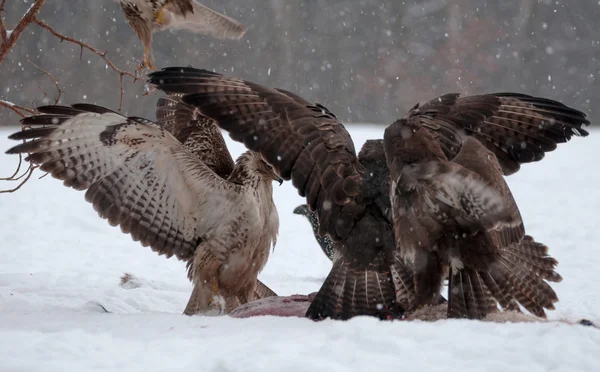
left=306, top=255, right=404, bottom=320
left=448, top=268, right=497, bottom=319
left=253, top=279, right=277, bottom=300
left=501, top=236, right=562, bottom=283
left=487, top=255, right=559, bottom=318
left=480, top=271, right=521, bottom=312
left=389, top=254, right=417, bottom=310
left=305, top=258, right=348, bottom=320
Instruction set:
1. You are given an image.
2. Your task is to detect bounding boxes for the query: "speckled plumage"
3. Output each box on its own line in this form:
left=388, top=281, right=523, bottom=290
left=147, top=66, right=590, bottom=320
left=293, top=204, right=335, bottom=261
left=6, top=102, right=280, bottom=315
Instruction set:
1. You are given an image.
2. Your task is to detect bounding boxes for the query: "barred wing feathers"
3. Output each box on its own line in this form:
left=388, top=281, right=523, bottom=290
left=148, top=67, right=367, bottom=241
left=6, top=105, right=246, bottom=262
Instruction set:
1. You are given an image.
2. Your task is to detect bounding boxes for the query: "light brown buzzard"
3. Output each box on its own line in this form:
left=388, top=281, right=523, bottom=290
left=118, top=0, right=247, bottom=70
left=6, top=102, right=280, bottom=315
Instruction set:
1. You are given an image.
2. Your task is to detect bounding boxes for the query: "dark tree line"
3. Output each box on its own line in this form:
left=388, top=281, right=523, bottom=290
left=0, top=0, right=598, bottom=126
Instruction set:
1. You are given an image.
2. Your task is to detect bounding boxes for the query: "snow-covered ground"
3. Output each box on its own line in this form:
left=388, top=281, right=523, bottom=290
left=0, top=125, right=599, bottom=372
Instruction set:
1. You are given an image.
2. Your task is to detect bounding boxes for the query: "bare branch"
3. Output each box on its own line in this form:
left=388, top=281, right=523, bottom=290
left=0, top=164, right=37, bottom=194
left=33, top=17, right=141, bottom=110
left=0, top=0, right=8, bottom=45
left=27, top=59, right=63, bottom=104
left=0, top=99, right=36, bottom=117
left=1, top=0, right=144, bottom=194
left=0, top=153, right=23, bottom=181
left=0, top=0, right=46, bottom=64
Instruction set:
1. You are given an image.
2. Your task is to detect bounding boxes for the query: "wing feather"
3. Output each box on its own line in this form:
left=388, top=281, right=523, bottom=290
left=163, top=0, right=247, bottom=40
left=147, top=67, right=366, bottom=241
left=155, top=94, right=235, bottom=179
left=6, top=105, right=245, bottom=261
left=408, top=92, right=590, bottom=175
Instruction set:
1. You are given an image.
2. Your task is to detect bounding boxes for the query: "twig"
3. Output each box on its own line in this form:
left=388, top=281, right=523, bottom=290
left=33, top=17, right=141, bottom=110
left=1, top=1, right=141, bottom=192
left=0, top=0, right=46, bottom=64
left=0, top=165, right=37, bottom=194
left=0, top=0, right=8, bottom=45
left=0, top=99, right=36, bottom=116
left=0, top=153, right=23, bottom=181
left=27, top=59, right=63, bottom=104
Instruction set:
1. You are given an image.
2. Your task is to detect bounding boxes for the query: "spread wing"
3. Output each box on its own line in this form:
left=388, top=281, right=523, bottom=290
left=155, top=94, right=235, bottom=179
left=5, top=104, right=245, bottom=262
left=407, top=92, right=590, bottom=175
left=147, top=67, right=367, bottom=241
left=163, top=0, right=247, bottom=40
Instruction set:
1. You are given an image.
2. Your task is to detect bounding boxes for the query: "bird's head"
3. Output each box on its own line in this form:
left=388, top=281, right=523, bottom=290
left=293, top=204, right=310, bottom=216
left=248, top=151, right=284, bottom=185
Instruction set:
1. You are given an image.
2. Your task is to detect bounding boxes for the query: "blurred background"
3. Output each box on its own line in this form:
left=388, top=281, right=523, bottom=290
left=0, top=0, right=598, bottom=126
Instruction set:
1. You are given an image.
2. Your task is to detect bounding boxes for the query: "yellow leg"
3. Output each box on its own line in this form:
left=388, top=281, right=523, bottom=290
left=207, top=278, right=223, bottom=312
left=137, top=46, right=155, bottom=72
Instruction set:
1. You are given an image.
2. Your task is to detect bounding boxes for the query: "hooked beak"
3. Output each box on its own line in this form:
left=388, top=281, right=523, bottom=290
left=276, top=176, right=283, bottom=186
left=293, top=205, right=306, bottom=215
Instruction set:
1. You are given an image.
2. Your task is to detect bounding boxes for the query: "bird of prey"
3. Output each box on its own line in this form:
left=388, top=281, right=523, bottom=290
left=147, top=66, right=590, bottom=320
left=5, top=102, right=281, bottom=316
left=154, top=93, right=279, bottom=302
left=384, top=120, right=562, bottom=318
left=293, top=204, right=335, bottom=261
left=118, top=0, right=247, bottom=71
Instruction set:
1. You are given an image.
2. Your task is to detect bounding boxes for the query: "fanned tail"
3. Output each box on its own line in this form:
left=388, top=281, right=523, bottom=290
left=448, top=268, right=497, bottom=319
left=487, top=235, right=560, bottom=318
left=306, top=254, right=404, bottom=320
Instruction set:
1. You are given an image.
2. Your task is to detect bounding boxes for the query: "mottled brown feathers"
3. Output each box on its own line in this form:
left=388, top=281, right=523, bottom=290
left=384, top=119, right=561, bottom=319
left=147, top=66, right=588, bottom=320
left=6, top=103, right=280, bottom=315
left=407, top=92, right=590, bottom=175
left=155, top=94, right=235, bottom=179
left=148, top=67, right=367, bottom=242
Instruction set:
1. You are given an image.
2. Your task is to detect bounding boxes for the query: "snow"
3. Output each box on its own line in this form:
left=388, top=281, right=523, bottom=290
left=1, top=125, right=599, bottom=371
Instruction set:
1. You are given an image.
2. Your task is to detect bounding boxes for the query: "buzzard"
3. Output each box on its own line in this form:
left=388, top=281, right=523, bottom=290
left=293, top=204, right=335, bottom=261
left=118, top=0, right=247, bottom=70
left=154, top=93, right=278, bottom=301
left=147, top=67, right=590, bottom=320
left=5, top=102, right=281, bottom=315
left=384, top=121, right=562, bottom=317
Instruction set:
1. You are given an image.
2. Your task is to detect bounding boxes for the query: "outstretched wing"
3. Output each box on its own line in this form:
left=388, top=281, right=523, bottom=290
left=155, top=94, right=235, bottom=179
left=147, top=67, right=367, bottom=241
left=163, top=0, right=247, bottom=40
left=5, top=104, right=245, bottom=262
left=407, top=92, right=590, bottom=175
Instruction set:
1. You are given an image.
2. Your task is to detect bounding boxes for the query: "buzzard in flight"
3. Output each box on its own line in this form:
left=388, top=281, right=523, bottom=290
left=118, top=0, right=247, bottom=70
left=147, top=67, right=589, bottom=320
left=6, top=101, right=280, bottom=315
